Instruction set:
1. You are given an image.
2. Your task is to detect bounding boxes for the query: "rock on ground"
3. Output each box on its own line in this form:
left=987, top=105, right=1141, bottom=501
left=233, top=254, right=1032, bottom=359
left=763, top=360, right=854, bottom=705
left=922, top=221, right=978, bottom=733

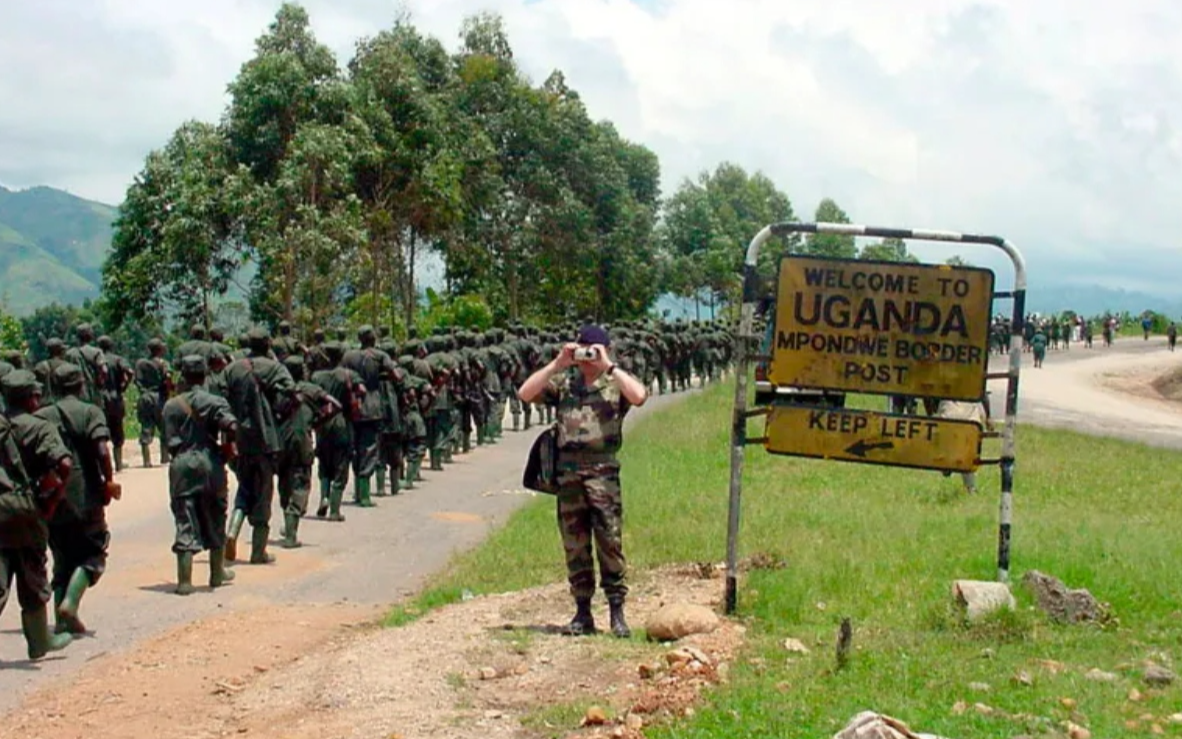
left=644, top=603, right=720, bottom=641
left=1021, top=570, right=1105, bottom=624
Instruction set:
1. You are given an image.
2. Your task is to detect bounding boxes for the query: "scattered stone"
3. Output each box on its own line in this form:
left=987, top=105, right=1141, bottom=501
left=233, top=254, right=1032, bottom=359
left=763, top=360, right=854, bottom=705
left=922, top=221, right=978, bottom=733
left=1128, top=688, right=1144, bottom=702
left=953, top=580, right=1016, bottom=622
left=483, top=709, right=504, bottom=719
left=645, top=604, right=719, bottom=641
left=1169, top=713, right=1182, bottom=724
left=1151, top=724, right=1165, bottom=735
left=1037, top=659, right=1067, bottom=674
left=816, top=601, right=827, bottom=611
left=625, top=713, right=644, bottom=730
left=1012, top=671, right=1034, bottom=687
left=478, top=667, right=498, bottom=680
left=974, top=703, right=994, bottom=715
left=1126, top=720, right=1141, bottom=731
left=783, top=637, right=811, bottom=654
left=969, top=682, right=992, bottom=692
left=951, top=701, right=968, bottom=716
left=1144, top=665, right=1176, bottom=686
left=1065, top=721, right=1091, bottom=739
left=1022, top=570, right=1105, bottom=624
left=637, top=662, right=659, bottom=679
left=1084, top=668, right=1118, bottom=682
left=512, top=663, right=529, bottom=676
left=582, top=706, right=608, bottom=726
left=832, top=711, right=954, bottom=739
left=1060, top=698, right=1077, bottom=710
left=980, top=648, right=997, bottom=660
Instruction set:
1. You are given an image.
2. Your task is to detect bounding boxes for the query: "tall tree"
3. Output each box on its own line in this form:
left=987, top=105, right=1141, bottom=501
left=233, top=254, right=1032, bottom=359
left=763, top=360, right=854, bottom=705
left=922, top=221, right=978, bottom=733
left=858, top=236, right=918, bottom=263
left=805, top=198, right=856, bottom=258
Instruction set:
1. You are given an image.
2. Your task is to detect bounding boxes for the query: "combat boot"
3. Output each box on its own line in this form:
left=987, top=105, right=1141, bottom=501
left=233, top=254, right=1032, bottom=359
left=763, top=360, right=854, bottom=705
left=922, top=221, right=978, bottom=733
left=141, top=443, right=152, bottom=468
left=55, top=567, right=90, bottom=635
left=175, top=552, right=195, bottom=595
left=209, top=548, right=235, bottom=587
left=356, top=477, right=375, bottom=508
left=512, top=414, right=521, bottom=432
left=462, top=432, right=472, bottom=453
left=22, top=606, right=73, bottom=660
left=443, top=445, right=454, bottom=465
left=429, top=449, right=443, bottom=471
left=524, top=408, right=532, bottom=431
left=565, top=597, right=597, bottom=636
left=316, top=478, right=330, bottom=518
left=608, top=598, right=631, bottom=639
left=281, top=512, right=302, bottom=548
left=389, top=466, right=401, bottom=495
left=328, top=482, right=346, bottom=522
left=476, top=424, right=486, bottom=446
left=250, top=525, right=276, bottom=564
left=113, top=445, right=124, bottom=472
left=403, top=460, right=418, bottom=491
left=376, top=467, right=387, bottom=497
left=224, top=509, right=246, bottom=562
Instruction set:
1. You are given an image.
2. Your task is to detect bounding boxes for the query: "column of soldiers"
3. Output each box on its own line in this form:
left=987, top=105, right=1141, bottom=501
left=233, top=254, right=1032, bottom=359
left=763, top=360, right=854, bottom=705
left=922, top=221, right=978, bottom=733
left=1, top=316, right=732, bottom=660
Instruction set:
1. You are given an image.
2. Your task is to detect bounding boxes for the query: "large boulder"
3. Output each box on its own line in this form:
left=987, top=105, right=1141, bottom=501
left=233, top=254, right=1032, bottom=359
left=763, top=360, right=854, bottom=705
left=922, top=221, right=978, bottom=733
left=644, top=603, right=719, bottom=641
left=833, top=711, right=953, bottom=739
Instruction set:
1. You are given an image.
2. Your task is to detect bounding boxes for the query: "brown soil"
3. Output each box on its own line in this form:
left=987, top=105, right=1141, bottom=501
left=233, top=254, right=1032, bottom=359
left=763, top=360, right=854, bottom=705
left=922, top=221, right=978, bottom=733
left=0, top=566, right=745, bottom=739
left=1100, top=364, right=1182, bottom=405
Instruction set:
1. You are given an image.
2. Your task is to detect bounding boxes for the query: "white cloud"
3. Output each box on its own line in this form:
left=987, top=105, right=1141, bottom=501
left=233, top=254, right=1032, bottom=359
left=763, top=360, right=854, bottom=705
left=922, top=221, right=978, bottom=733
left=2, top=0, right=1182, bottom=296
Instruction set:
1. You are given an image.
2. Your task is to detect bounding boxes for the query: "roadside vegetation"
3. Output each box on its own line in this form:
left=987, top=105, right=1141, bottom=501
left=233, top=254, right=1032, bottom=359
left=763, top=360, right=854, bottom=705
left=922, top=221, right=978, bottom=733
left=392, top=380, right=1182, bottom=738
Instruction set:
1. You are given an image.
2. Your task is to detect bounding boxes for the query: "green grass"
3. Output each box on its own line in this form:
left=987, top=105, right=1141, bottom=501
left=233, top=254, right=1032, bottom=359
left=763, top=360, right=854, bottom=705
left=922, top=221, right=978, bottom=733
left=392, top=380, right=1182, bottom=738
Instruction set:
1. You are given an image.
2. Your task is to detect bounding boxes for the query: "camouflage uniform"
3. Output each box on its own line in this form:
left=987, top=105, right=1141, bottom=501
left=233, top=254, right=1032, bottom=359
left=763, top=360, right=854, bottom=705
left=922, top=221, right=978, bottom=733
left=64, top=325, right=107, bottom=408
left=342, top=327, right=401, bottom=506
left=36, top=364, right=112, bottom=634
left=398, top=355, right=429, bottom=488
left=163, top=356, right=238, bottom=594
left=543, top=366, right=632, bottom=634
left=33, top=338, right=70, bottom=403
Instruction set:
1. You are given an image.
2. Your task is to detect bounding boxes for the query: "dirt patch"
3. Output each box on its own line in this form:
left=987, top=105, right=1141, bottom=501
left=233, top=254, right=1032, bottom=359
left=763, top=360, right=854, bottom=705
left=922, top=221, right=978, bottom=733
left=0, top=567, right=745, bottom=739
left=1099, top=364, right=1182, bottom=406
left=0, top=602, right=380, bottom=739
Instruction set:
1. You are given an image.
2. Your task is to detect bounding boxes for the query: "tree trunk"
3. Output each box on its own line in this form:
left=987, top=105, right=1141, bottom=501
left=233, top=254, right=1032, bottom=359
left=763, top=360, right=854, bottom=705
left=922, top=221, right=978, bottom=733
left=404, top=233, right=417, bottom=332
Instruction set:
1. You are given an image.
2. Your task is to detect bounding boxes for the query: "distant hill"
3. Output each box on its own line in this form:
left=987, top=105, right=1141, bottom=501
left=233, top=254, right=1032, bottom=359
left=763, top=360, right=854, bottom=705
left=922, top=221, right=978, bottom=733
left=0, top=185, right=115, bottom=315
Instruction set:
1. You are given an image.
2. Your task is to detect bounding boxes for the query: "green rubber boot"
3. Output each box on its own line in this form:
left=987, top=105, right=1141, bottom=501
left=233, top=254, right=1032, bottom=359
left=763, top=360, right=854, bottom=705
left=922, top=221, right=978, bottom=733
left=175, top=552, right=195, bottom=595
left=281, top=512, right=302, bottom=549
left=210, top=548, right=235, bottom=587
left=224, top=508, right=246, bottom=562
left=356, top=477, right=375, bottom=508
left=328, top=482, right=346, bottom=522
left=429, top=448, right=443, bottom=471
left=316, top=478, right=330, bottom=518
left=462, top=432, right=472, bottom=454
left=376, top=467, right=387, bottom=497
left=389, top=466, right=401, bottom=495
left=250, top=525, right=276, bottom=564
left=141, top=443, right=152, bottom=468
left=23, top=606, right=73, bottom=660
left=56, top=567, right=90, bottom=635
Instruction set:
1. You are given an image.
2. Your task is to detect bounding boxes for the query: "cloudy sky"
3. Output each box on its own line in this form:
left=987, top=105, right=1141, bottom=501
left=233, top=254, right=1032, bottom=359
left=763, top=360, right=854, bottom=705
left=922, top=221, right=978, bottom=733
left=3, top=0, right=1182, bottom=296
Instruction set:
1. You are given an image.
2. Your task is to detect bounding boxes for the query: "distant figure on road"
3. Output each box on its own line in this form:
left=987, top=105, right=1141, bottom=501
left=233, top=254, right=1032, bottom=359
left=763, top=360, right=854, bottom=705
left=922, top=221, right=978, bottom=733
left=1168, top=322, right=1177, bottom=352
left=1142, top=316, right=1153, bottom=340
left=1031, top=330, right=1048, bottom=368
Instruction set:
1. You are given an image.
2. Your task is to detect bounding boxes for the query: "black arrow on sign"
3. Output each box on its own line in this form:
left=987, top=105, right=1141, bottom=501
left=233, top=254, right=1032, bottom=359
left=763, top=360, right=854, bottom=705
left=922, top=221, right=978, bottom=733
left=845, top=440, right=895, bottom=458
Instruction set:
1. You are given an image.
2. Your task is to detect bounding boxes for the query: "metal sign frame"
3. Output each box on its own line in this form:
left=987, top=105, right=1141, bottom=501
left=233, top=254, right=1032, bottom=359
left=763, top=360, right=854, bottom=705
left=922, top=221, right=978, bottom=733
left=724, top=222, right=1026, bottom=615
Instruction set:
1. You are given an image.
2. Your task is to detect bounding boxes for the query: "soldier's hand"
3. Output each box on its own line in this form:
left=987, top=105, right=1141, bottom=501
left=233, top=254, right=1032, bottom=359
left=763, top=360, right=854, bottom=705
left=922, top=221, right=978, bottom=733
left=555, top=343, right=578, bottom=370
left=104, top=480, right=123, bottom=504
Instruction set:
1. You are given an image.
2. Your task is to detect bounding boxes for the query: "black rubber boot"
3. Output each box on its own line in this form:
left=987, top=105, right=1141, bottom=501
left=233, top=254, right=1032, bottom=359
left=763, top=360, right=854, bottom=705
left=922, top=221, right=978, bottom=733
left=141, top=444, right=152, bottom=468
left=328, top=482, right=346, bottom=522
left=609, top=598, right=631, bottom=639
left=160, top=445, right=171, bottom=464
left=564, top=597, right=597, bottom=636
left=316, top=478, right=329, bottom=518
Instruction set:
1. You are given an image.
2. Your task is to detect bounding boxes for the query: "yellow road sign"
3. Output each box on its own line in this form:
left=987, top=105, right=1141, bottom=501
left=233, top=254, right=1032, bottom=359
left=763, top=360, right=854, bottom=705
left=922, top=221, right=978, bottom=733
left=764, top=404, right=983, bottom=472
left=769, top=256, right=994, bottom=400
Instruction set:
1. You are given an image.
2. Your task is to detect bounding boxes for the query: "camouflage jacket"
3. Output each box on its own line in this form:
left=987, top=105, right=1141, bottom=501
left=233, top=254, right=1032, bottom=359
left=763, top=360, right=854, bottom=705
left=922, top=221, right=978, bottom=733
left=543, top=368, right=631, bottom=462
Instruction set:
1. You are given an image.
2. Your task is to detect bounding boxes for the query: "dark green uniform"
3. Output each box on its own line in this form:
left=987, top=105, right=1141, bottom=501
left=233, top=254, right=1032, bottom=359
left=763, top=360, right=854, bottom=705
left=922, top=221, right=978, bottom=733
left=134, top=352, right=172, bottom=465
left=36, top=390, right=111, bottom=625
left=398, top=361, right=429, bottom=488
left=2, top=370, right=75, bottom=658
left=277, top=369, right=332, bottom=547
left=312, top=360, right=362, bottom=519
left=341, top=341, right=399, bottom=506
left=97, top=346, right=132, bottom=470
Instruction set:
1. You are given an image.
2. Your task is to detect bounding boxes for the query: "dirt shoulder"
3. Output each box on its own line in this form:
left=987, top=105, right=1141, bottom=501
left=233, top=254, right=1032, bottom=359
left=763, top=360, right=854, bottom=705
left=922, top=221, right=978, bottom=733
left=1, top=567, right=744, bottom=739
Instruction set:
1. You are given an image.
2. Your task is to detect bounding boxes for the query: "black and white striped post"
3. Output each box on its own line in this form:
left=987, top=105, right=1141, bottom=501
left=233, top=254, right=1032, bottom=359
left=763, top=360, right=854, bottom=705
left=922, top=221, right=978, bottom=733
left=724, top=222, right=1027, bottom=615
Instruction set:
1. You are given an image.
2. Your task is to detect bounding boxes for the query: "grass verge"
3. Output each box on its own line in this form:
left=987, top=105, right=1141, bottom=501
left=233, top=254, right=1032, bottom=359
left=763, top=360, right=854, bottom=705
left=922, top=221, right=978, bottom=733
left=390, top=380, right=1182, bottom=738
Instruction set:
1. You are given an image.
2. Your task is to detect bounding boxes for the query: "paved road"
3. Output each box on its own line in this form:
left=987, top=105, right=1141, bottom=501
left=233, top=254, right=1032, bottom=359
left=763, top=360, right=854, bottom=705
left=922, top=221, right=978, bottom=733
left=0, top=388, right=693, bottom=704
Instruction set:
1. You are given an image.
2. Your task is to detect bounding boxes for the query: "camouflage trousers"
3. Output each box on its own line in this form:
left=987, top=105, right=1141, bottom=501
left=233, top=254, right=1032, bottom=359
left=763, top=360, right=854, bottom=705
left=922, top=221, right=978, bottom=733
left=316, top=431, right=351, bottom=490
left=0, top=546, right=51, bottom=613
left=49, top=508, right=109, bottom=590
left=556, top=460, right=627, bottom=601
left=104, top=398, right=127, bottom=451
left=380, top=431, right=405, bottom=478
left=136, top=393, right=164, bottom=447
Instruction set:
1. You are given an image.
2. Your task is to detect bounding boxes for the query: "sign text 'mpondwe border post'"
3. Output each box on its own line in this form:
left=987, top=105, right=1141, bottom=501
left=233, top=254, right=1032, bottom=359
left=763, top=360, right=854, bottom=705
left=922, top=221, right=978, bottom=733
left=723, top=223, right=1026, bottom=615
